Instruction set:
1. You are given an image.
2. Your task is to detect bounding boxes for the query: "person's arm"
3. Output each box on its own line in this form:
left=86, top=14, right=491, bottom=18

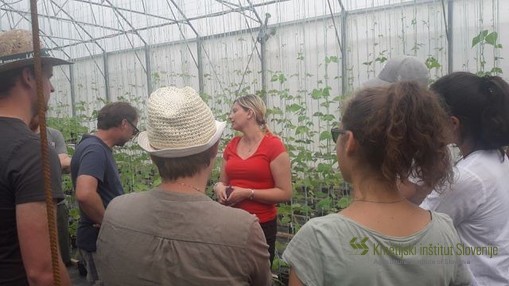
left=282, top=220, right=323, bottom=286
left=58, top=154, right=71, bottom=174
left=227, top=152, right=292, bottom=205
left=75, top=174, right=105, bottom=224
left=213, top=159, right=229, bottom=204
left=288, top=269, right=305, bottom=286
left=50, top=128, right=71, bottom=174
left=17, top=202, right=71, bottom=286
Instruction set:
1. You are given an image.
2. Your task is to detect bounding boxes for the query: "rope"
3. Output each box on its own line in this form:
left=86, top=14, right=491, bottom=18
left=29, top=0, right=61, bottom=284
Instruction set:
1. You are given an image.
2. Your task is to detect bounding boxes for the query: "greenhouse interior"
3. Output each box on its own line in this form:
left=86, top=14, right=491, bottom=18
left=1, top=0, right=509, bottom=285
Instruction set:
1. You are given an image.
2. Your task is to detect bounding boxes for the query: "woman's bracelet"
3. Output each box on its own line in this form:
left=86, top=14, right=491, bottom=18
left=249, top=189, right=255, bottom=200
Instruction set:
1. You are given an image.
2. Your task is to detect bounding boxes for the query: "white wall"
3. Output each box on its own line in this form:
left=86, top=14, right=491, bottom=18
left=38, top=0, right=506, bottom=159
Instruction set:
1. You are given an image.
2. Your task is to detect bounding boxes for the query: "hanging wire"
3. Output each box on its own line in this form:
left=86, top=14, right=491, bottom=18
left=441, top=0, right=450, bottom=45
left=236, top=37, right=259, bottom=94
left=326, top=0, right=343, bottom=51
left=103, top=0, right=148, bottom=74
left=29, top=0, right=61, bottom=284
left=48, top=0, right=106, bottom=80
left=166, top=0, right=199, bottom=68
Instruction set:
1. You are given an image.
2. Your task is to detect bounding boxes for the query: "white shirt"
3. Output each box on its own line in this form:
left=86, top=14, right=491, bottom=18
left=421, top=150, right=509, bottom=286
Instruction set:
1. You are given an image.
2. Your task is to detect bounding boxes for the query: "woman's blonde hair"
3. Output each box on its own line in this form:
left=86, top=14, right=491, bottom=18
left=234, top=94, right=270, bottom=133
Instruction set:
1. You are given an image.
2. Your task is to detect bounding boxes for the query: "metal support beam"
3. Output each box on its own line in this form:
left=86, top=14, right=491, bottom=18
left=197, top=38, right=204, bottom=94
left=145, top=45, right=153, bottom=96
left=74, top=0, right=180, bottom=24
left=69, top=64, right=76, bottom=117
left=0, top=7, right=125, bottom=33
left=340, top=5, right=348, bottom=94
left=258, top=14, right=271, bottom=95
left=260, top=37, right=267, bottom=94
left=50, top=0, right=288, bottom=51
left=0, top=2, right=73, bottom=60
left=447, top=0, right=453, bottom=73
left=103, top=52, right=111, bottom=102
left=169, top=0, right=200, bottom=37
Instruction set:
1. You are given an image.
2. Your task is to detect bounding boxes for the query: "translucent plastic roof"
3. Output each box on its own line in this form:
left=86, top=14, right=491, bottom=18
left=1, top=0, right=429, bottom=59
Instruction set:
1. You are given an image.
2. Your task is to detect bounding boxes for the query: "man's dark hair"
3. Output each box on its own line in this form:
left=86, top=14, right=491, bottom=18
left=150, top=146, right=216, bottom=181
left=0, top=67, right=29, bottom=97
left=97, top=102, right=138, bottom=130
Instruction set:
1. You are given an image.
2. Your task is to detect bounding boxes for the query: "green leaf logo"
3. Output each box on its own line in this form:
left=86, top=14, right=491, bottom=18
left=350, top=237, right=369, bottom=255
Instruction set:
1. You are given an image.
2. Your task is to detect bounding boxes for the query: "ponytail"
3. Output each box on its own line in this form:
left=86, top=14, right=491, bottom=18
left=431, top=72, right=509, bottom=151
left=342, top=81, right=452, bottom=189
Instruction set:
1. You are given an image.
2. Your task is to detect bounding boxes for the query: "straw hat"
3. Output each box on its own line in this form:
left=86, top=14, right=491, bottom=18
left=0, top=29, right=71, bottom=73
left=363, top=55, right=429, bottom=88
left=138, top=86, right=226, bottom=158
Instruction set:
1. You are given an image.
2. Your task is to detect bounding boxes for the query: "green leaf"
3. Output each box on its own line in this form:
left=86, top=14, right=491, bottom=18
left=325, top=56, right=339, bottom=64
left=286, top=103, right=303, bottom=113
left=278, top=74, right=287, bottom=84
left=472, top=30, right=489, bottom=47
left=425, top=56, right=441, bottom=69
left=485, top=32, right=498, bottom=46
left=316, top=163, right=332, bottom=173
left=317, top=198, right=332, bottom=210
left=472, top=33, right=482, bottom=47
left=323, top=87, right=331, bottom=97
left=490, top=67, right=503, bottom=74
left=319, top=131, right=332, bottom=141
left=295, top=126, right=309, bottom=136
left=321, top=114, right=336, bottom=122
left=311, top=89, right=323, bottom=99
left=337, top=197, right=351, bottom=209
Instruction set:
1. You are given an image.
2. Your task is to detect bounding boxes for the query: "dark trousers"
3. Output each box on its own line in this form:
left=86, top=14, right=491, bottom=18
left=260, top=218, right=277, bottom=267
left=57, top=201, right=71, bottom=265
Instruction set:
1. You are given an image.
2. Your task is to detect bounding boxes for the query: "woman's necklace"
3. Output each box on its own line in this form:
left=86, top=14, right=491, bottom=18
left=177, top=182, right=202, bottom=193
left=243, top=136, right=263, bottom=153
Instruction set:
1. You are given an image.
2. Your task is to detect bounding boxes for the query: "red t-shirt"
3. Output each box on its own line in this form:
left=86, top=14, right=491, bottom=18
left=223, top=133, right=286, bottom=223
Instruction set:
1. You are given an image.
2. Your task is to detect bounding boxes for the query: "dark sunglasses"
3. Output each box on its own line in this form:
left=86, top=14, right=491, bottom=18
left=126, top=119, right=140, bottom=136
left=331, top=127, right=347, bottom=143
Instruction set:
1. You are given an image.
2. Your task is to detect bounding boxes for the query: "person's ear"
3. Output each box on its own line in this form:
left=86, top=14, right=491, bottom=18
left=450, top=116, right=461, bottom=134
left=343, top=131, right=358, bottom=155
left=450, top=116, right=460, bottom=128
left=247, top=109, right=254, bottom=119
left=448, top=116, right=462, bottom=143
left=20, top=67, right=37, bottom=89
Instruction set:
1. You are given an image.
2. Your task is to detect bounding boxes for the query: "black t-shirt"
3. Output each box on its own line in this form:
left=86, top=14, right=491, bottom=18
left=0, top=117, right=64, bottom=285
left=71, top=135, right=124, bottom=252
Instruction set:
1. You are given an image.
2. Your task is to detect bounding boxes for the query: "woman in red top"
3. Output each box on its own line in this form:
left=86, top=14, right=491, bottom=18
left=214, top=94, right=292, bottom=266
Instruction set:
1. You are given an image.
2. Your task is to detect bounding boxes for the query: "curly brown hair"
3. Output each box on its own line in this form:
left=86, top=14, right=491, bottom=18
left=342, top=81, right=452, bottom=189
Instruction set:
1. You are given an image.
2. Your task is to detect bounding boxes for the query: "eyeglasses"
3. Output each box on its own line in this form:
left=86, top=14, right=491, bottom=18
left=126, top=119, right=140, bottom=136
left=331, top=127, right=347, bottom=143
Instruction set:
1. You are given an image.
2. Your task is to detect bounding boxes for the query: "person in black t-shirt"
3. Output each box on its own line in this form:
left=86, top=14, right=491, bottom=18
left=0, top=29, right=72, bottom=285
left=71, top=101, right=138, bottom=285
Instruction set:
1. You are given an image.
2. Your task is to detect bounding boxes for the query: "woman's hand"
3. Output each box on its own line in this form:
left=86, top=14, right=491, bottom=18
left=226, top=187, right=252, bottom=206
left=213, top=182, right=228, bottom=204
